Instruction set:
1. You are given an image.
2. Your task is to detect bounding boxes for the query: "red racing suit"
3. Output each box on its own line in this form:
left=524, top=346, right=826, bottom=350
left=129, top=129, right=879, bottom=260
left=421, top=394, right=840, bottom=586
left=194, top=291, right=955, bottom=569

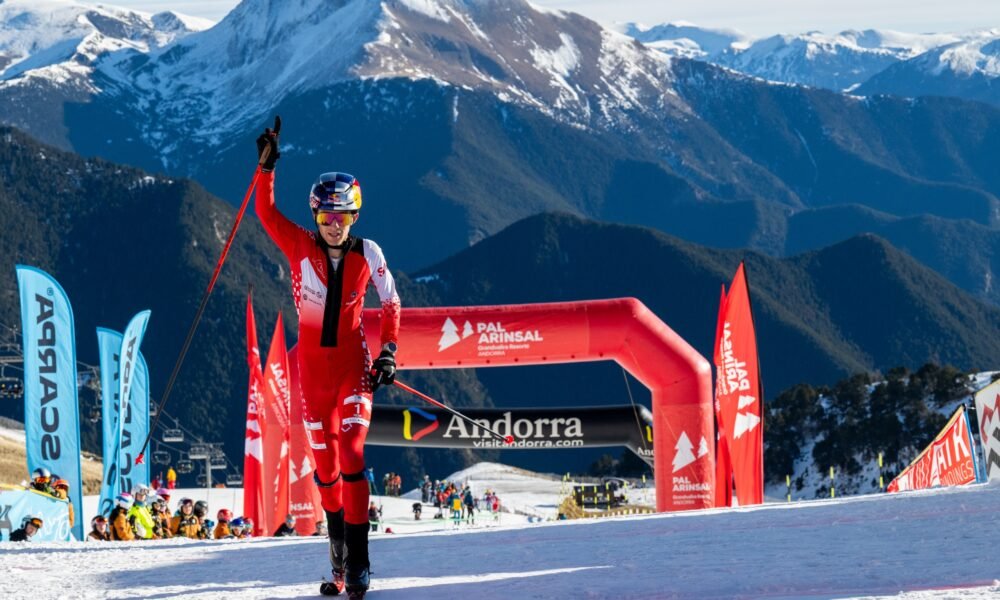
left=255, top=171, right=400, bottom=526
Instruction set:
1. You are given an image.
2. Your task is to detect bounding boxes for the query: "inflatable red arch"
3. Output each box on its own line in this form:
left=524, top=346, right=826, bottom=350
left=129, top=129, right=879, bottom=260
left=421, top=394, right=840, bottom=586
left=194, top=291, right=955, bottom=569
left=362, top=298, right=715, bottom=512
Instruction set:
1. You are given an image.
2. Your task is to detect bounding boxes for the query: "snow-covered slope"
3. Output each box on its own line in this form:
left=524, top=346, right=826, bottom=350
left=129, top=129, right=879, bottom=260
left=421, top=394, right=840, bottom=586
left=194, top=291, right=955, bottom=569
left=94, top=0, right=678, bottom=146
left=6, top=473, right=1000, bottom=598
left=0, top=0, right=211, bottom=86
left=616, top=21, right=748, bottom=59
left=857, top=29, right=1000, bottom=106
left=624, top=22, right=963, bottom=92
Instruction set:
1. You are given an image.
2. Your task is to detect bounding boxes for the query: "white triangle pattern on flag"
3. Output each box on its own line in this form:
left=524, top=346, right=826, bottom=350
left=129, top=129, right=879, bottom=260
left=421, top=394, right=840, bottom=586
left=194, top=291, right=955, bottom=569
left=673, top=432, right=696, bottom=472
left=738, top=394, right=756, bottom=409
left=438, top=317, right=461, bottom=351
left=733, top=412, right=761, bottom=439
left=697, top=436, right=709, bottom=458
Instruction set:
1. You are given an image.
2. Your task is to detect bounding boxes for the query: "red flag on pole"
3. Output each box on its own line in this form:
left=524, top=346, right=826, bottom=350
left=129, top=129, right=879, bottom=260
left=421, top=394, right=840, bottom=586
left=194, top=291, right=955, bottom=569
left=713, top=284, right=734, bottom=508
left=243, top=292, right=267, bottom=536
left=715, top=263, right=764, bottom=505
left=261, top=313, right=291, bottom=535
left=287, top=345, right=324, bottom=535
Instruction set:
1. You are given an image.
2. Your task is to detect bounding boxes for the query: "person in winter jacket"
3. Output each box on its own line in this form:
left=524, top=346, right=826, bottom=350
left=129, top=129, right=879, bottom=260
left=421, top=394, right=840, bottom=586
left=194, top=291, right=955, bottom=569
left=230, top=517, right=247, bottom=539
left=166, top=467, right=177, bottom=489
left=368, top=502, right=380, bottom=532
left=193, top=500, right=211, bottom=538
left=242, top=518, right=255, bottom=539
left=110, top=493, right=136, bottom=541
left=127, top=485, right=158, bottom=539
left=87, top=515, right=110, bottom=541
left=214, top=509, right=233, bottom=539
left=10, top=514, right=43, bottom=541
left=255, top=120, right=400, bottom=598
left=29, top=467, right=54, bottom=496
left=150, top=497, right=173, bottom=539
left=273, top=514, right=298, bottom=537
left=171, top=498, right=203, bottom=539
left=51, top=478, right=75, bottom=528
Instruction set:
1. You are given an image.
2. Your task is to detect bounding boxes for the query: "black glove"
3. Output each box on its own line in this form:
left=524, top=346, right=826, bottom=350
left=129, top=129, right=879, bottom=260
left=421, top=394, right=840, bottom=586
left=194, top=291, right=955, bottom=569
left=255, top=116, right=281, bottom=172
left=369, top=350, right=397, bottom=392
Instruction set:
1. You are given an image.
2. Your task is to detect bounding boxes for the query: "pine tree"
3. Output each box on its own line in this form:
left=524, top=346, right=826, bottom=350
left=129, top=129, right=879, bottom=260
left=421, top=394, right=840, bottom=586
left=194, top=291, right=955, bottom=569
left=438, top=317, right=461, bottom=350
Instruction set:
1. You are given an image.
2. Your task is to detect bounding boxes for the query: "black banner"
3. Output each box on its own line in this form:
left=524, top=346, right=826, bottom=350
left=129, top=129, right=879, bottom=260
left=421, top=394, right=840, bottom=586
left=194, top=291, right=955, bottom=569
left=369, top=404, right=654, bottom=465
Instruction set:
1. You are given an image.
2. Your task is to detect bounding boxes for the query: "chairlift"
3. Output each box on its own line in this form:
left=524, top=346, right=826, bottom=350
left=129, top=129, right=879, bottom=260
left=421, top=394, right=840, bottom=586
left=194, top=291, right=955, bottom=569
left=152, top=451, right=171, bottom=465
left=188, top=444, right=209, bottom=459
left=163, top=429, right=184, bottom=443
left=149, top=404, right=158, bottom=417
left=209, top=455, right=227, bottom=469
left=226, top=473, right=243, bottom=486
left=196, top=474, right=209, bottom=486
left=176, top=460, right=194, bottom=474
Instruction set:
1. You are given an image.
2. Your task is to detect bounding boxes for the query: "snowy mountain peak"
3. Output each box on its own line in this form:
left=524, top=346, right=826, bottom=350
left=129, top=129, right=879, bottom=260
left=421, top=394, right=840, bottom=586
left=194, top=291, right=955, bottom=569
left=0, top=0, right=211, bottom=82
left=100, top=0, right=677, bottom=142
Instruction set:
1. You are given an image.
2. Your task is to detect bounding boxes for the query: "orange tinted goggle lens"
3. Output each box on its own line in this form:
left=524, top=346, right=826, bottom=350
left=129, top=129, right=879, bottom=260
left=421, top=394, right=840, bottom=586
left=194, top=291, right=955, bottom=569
left=315, top=212, right=354, bottom=227
left=35, top=476, right=50, bottom=484
left=29, top=518, right=43, bottom=528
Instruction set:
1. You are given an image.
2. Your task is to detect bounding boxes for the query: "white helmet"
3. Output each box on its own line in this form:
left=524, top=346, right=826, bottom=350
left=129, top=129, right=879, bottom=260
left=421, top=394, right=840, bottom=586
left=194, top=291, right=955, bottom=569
left=116, top=492, right=135, bottom=509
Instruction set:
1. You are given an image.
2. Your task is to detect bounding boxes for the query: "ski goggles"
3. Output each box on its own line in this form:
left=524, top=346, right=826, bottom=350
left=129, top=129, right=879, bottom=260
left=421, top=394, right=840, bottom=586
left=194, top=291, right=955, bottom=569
left=93, top=517, right=108, bottom=526
left=26, top=517, right=43, bottom=529
left=315, top=211, right=356, bottom=228
left=34, top=476, right=50, bottom=485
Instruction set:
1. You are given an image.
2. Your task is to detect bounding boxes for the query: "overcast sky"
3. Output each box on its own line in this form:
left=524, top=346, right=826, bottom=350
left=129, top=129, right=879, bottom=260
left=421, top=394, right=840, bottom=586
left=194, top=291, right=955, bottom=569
left=109, top=0, right=1000, bottom=37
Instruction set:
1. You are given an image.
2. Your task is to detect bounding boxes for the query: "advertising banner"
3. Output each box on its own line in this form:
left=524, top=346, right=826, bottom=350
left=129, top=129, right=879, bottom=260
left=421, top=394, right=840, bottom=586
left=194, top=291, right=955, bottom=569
left=16, top=265, right=84, bottom=540
left=369, top=404, right=654, bottom=464
left=360, top=299, right=715, bottom=512
left=714, top=263, right=764, bottom=505
left=260, top=313, right=290, bottom=535
left=112, top=311, right=151, bottom=501
left=0, top=485, right=73, bottom=542
left=243, top=293, right=267, bottom=537
left=287, top=345, right=323, bottom=536
left=887, top=405, right=978, bottom=493
left=96, top=329, right=150, bottom=517
left=974, top=379, right=1000, bottom=481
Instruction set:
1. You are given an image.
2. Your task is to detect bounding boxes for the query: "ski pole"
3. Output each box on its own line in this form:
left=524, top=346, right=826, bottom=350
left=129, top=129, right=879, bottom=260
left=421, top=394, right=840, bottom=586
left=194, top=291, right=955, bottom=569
left=136, top=117, right=281, bottom=465
left=393, top=380, right=515, bottom=445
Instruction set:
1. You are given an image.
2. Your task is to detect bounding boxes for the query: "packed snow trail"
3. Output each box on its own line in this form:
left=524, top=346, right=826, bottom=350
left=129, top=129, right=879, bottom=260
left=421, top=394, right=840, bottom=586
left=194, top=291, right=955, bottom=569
left=4, top=476, right=1000, bottom=598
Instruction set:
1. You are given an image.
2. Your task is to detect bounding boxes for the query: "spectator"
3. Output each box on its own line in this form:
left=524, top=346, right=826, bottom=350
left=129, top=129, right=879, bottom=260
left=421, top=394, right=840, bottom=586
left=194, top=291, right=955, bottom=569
left=10, top=514, right=43, bottom=542
left=412, top=502, right=422, bottom=521
left=156, top=487, right=172, bottom=509
left=128, top=485, right=158, bottom=539
left=382, top=472, right=391, bottom=496
left=171, top=498, right=203, bottom=539
left=151, top=473, right=162, bottom=490
left=274, top=514, right=298, bottom=537
left=365, top=467, right=375, bottom=488
left=51, top=478, right=75, bottom=528
left=313, top=520, right=328, bottom=537
left=230, top=517, right=247, bottom=539
left=29, top=467, right=53, bottom=496
left=368, top=502, right=380, bottom=532
left=463, top=487, right=475, bottom=521
left=434, top=488, right=446, bottom=519
left=110, top=493, right=136, bottom=541
left=421, top=476, right=432, bottom=504
left=151, top=496, right=173, bottom=539
left=166, top=467, right=177, bottom=489
left=88, top=515, right=110, bottom=541
left=215, top=509, right=233, bottom=539
left=243, top=517, right=255, bottom=538
left=449, top=489, right=462, bottom=523
left=193, top=500, right=210, bottom=538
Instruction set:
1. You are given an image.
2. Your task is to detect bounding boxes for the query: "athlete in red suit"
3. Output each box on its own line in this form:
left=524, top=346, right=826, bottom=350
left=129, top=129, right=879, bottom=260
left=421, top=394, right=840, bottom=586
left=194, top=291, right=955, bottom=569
left=255, top=125, right=399, bottom=598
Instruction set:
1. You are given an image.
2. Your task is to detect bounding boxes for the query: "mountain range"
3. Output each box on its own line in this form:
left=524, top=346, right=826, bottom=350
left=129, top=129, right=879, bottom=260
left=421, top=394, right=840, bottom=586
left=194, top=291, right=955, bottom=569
left=5, top=127, right=1000, bottom=479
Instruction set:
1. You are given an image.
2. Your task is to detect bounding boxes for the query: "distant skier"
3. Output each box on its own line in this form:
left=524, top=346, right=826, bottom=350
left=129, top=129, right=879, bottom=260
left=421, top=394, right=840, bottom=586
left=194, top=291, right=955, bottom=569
left=255, top=119, right=400, bottom=599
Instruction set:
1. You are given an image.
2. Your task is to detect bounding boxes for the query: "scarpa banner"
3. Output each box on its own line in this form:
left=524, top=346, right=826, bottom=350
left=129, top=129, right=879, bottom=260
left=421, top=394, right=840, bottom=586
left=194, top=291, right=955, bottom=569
left=887, top=405, right=980, bottom=493
left=368, top=404, right=655, bottom=464
left=97, top=329, right=151, bottom=517
left=16, top=265, right=84, bottom=541
left=113, top=311, right=151, bottom=497
left=974, top=379, right=1000, bottom=482
left=0, top=486, right=73, bottom=542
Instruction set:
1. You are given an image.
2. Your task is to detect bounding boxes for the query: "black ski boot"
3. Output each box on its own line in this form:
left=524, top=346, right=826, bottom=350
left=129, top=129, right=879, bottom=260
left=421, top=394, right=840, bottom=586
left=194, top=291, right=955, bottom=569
left=320, top=509, right=346, bottom=596
left=344, top=522, right=371, bottom=599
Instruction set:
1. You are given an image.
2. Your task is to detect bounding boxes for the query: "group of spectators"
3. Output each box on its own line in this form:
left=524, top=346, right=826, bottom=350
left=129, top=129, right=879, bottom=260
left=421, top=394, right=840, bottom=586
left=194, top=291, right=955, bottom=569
left=94, top=485, right=255, bottom=542
left=381, top=471, right=404, bottom=496
left=419, top=476, right=502, bottom=524
left=1, top=467, right=77, bottom=542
